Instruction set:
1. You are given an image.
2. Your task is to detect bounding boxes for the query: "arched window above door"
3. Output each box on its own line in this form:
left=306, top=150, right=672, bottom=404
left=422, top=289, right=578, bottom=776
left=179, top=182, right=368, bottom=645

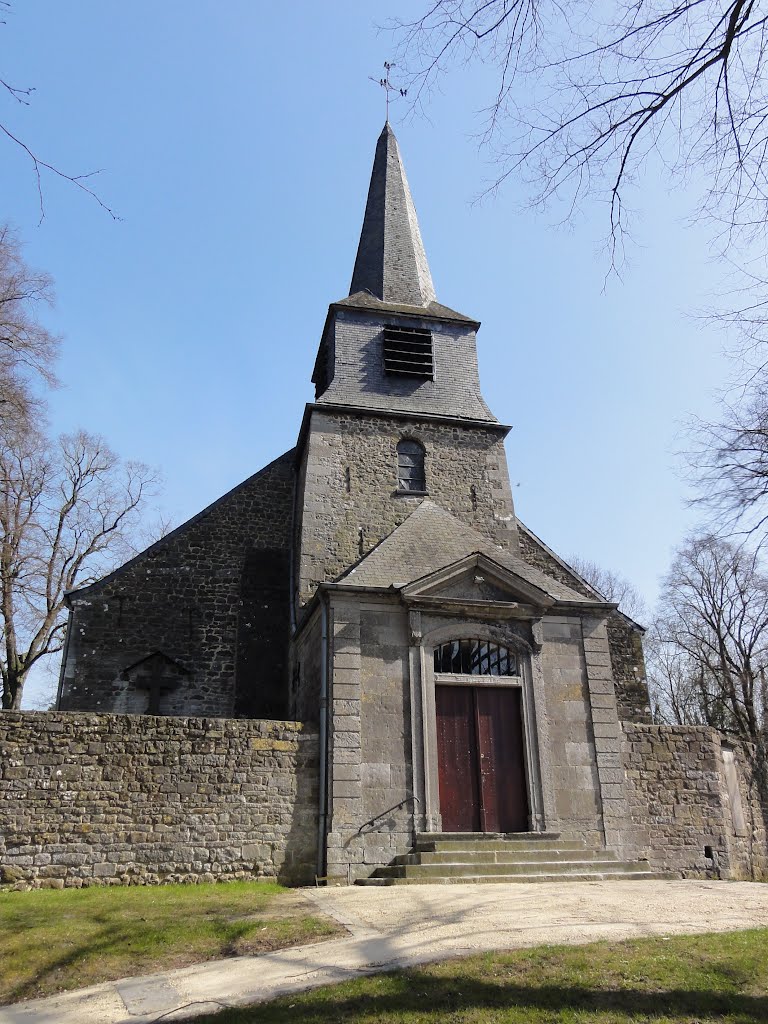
left=434, top=639, right=519, bottom=677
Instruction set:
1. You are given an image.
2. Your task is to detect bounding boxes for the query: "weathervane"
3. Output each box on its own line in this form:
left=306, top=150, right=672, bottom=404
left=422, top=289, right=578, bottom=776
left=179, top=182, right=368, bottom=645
left=369, top=62, right=407, bottom=123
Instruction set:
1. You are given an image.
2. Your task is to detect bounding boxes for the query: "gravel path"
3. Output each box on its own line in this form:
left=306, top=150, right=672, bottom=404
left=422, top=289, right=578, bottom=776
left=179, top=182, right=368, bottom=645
left=1, top=880, right=767, bottom=1024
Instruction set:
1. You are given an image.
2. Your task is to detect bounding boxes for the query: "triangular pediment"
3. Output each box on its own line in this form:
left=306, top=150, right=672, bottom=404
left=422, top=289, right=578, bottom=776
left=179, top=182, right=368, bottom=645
left=401, top=552, right=554, bottom=609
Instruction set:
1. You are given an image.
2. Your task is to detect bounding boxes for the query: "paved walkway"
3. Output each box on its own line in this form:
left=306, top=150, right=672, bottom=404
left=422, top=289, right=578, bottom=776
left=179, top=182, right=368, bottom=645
left=2, top=880, right=768, bottom=1024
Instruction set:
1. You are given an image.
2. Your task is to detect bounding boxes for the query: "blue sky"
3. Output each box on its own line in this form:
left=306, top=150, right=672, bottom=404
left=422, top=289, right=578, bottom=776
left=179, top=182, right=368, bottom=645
left=4, top=2, right=729, bottom=706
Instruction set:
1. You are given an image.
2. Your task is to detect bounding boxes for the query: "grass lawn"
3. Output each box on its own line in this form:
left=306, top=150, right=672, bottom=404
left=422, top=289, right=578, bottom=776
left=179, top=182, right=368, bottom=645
left=185, top=928, right=768, bottom=1023
left=0, top=880, right=343, bottom=1005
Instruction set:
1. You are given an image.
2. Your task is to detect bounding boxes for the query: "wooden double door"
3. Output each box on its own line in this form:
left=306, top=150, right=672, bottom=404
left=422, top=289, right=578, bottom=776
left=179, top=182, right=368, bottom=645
left=436, top=685, right=529, bottom=833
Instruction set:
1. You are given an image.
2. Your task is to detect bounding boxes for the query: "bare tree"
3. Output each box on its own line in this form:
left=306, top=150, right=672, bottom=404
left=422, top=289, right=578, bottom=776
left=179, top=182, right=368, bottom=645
left=567, top=555, right=648, bottom=621
left=646, top=614, right=733, bottom=726
left=392, top=0, right=768, bottom=265
left=651, top=534, right=768, bottom=745
left=0, top=223, right=59, bottom=431
left=0, top=428, right=157, bottom=710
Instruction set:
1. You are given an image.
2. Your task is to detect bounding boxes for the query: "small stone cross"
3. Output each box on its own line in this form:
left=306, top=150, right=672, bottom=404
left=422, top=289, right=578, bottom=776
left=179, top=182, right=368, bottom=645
left=138, top=667, right=178, bottom=715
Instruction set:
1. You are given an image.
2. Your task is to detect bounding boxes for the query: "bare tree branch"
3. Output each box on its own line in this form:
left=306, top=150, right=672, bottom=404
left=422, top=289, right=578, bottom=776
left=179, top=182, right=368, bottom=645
left=391, top=0, right=768, bottom=268
left=0, top=2, right=117, bottom=221
left=567, top=554, right=649, bottom=621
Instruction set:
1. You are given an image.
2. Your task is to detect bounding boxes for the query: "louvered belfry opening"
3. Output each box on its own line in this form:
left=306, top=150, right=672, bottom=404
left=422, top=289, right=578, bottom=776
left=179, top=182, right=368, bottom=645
left=383, top=324, right=434, bottom=379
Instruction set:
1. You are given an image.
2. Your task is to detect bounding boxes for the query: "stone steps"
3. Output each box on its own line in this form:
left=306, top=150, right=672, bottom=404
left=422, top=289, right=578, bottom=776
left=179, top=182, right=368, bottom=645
left=394, top=849, right=624, bottom=866
left=355, top=832, right=667, bottom=886
left=417, top=839, right=587, bottom=854
left=359, top=870, right=670, bottom=886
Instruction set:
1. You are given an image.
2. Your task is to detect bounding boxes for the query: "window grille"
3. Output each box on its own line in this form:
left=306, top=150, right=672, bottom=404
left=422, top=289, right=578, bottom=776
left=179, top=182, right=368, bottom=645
left=397, top=439, right=426, bottom=492
left=383, top=325, right=433, bottom=379
left=434, top=639, right=519, bottom=677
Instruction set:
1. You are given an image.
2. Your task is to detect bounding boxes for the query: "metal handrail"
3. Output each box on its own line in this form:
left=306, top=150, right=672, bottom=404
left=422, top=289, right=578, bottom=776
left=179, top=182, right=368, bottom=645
left=355, top=794, right=421, bottom=836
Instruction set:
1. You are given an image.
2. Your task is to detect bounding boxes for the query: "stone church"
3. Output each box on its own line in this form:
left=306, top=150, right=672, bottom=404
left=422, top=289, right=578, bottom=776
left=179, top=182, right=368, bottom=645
left=53, top=125, right=763, bottom=884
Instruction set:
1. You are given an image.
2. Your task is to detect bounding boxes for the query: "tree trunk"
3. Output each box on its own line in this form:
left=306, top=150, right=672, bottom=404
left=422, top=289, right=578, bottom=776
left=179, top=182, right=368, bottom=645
left=1, top=666, right=24, bottom=709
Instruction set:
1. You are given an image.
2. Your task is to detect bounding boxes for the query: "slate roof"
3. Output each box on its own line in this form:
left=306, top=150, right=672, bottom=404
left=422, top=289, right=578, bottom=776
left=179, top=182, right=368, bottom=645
left=335, top=500, right=593, bottom=603
left=348, top=124, right=447, bottom=309
left=334, top=291, right=478, bottom=327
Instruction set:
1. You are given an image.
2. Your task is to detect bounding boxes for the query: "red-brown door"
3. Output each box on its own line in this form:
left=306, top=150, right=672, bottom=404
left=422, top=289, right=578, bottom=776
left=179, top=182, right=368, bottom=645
left=435, top=686, right=481, bottom=831
left=436, top=685, right=528, bottom=833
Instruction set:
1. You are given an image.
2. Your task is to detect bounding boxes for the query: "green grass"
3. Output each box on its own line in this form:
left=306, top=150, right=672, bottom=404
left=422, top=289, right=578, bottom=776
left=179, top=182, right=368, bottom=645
left=0, top=880, right=343, bottom=1005
left=185, top=928, right=768, bottom=1023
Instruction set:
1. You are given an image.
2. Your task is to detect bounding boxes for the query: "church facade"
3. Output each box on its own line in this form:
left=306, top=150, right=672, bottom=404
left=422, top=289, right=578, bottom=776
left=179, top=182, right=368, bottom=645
left=55, top=126, right=761, bottom=883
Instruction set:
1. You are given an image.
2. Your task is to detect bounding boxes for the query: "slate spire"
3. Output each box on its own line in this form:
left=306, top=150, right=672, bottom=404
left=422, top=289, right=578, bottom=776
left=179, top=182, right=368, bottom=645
left=349, top=123, right=437, bottom=307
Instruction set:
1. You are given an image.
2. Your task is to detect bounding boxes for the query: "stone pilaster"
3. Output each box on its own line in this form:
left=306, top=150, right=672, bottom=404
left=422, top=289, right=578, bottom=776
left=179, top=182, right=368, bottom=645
left=325, top=596, right=364, bottom=879
left=581, top=615, right=631, bottom=853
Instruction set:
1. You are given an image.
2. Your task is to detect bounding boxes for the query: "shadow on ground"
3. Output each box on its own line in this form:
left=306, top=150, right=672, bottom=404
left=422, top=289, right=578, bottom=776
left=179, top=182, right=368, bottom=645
left=183, top=969, right=768, bottom=1023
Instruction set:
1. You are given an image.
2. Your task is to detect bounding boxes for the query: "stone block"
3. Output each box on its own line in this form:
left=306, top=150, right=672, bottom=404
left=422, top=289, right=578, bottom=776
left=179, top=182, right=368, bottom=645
left=334, top=652, right=361, bottom=670
left=565, top=742, right=593, bottom=766
left=332, top=667, right=360, bottom=685
left=587, top=678, right=615, bottom=693
left=590, top=708, right=619, bottom=725
left=361, top=762, right=391, bottom=787
left=333, top=747, right=362, bottom=764
left=333, top=732, right=361, bottom=749
left=332, top=715, right=360, bottom=733
left=594, top=737, right=621, bottom=754
left=600, top=784, right=626, bottom=800
left=332, top=684, right=360, bottom=701
left=593, top=722, right=620, bottom=738
left=589, top=693, right=618, bottom=710
left=332, top=699, right=361, bottom=716
left=332, top=781, right=360, bottom=799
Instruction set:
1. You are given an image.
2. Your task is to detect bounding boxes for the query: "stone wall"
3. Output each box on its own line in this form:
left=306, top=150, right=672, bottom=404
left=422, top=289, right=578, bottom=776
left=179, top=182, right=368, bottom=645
left=296, top=408, right=518, bottom=605
left=517, top=524, right=651, bottom=723
left=622, top=723, right=768, bottom=879
left=0, top=713, right=318, bottom=888
left=59, top=450, right=296, bottom=719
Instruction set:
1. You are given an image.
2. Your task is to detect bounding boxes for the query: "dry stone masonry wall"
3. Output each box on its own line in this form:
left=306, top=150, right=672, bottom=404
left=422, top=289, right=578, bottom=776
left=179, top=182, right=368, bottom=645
left=0, top=713, right=318, bottom=888
left=622, top=723, right=768, bottom=879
